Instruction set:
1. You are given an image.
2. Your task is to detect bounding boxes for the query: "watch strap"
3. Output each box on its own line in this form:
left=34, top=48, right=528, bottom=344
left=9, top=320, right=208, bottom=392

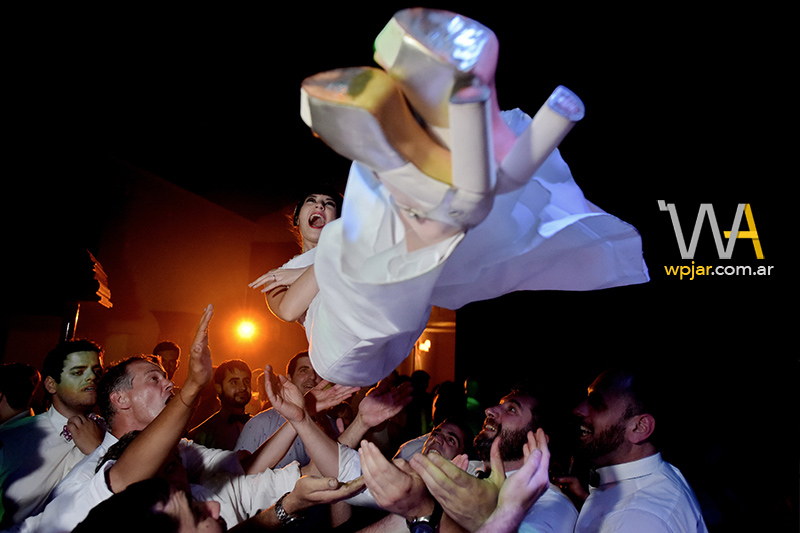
left=275, top=492, right=301, bottom=526
left=406, top=500, right=443, bottom=532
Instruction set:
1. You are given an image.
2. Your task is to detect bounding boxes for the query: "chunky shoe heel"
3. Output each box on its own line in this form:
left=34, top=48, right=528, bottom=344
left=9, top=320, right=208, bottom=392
left=300, top=67, right=451, bottom=183
left=374, top=8, right=516, bottom=161
left=374, top=8, right=497, bottom=129
left=300, top=67, right=495, bottom=229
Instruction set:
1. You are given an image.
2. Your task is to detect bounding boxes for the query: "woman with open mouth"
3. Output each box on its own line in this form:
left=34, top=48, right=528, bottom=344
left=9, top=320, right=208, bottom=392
left=249, top=188, right=341, bottom=329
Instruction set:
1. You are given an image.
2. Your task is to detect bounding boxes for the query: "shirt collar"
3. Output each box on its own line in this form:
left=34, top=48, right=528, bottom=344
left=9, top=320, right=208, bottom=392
left=595, top=452, right=662, bottom=486
left=46, top=404, right=71, bottom=428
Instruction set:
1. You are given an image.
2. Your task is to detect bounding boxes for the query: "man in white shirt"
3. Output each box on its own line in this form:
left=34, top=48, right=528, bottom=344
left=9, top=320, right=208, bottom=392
left=571, top=367, right=708, bottom=533
left=16, top=306, right=359, bottom=532
left=356, top=387, right=578, bottom=533
left=0, top=340, right=104, bottom=528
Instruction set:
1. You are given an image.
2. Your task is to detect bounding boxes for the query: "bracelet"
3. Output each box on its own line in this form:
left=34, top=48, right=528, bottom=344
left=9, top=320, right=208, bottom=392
left=177, top=389, right=197, bottom=408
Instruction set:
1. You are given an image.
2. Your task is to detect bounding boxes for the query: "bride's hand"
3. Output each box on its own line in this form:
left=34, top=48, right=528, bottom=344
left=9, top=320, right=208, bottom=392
left=249, top=266, right=309, bottom=293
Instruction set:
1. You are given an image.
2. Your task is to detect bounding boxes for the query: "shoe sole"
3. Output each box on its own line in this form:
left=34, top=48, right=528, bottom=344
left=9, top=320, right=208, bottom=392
left=300, top=67, right=452, bottom=185
left=374, top=8, right=496, bottom=129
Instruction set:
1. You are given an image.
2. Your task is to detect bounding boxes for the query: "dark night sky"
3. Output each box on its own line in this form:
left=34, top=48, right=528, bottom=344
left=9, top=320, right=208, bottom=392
left=7, top=5, right=789, bottom=302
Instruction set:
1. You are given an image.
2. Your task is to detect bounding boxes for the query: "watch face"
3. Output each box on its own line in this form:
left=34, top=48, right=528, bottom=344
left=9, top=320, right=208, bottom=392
left=409, top=524, right=435, bottom=533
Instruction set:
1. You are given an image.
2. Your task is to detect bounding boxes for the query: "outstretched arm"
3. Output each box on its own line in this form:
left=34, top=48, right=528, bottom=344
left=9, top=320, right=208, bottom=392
left=108, top=305, right=214, bottom=493
left=338, top=379, right=412, bottom=448
left=256, top=265, right=319, bottom=323
left=230, top=475, right=366, bottom=532
left=263, top=365, right=341, bottom=478
left=241, top=379, right=357, bottom=474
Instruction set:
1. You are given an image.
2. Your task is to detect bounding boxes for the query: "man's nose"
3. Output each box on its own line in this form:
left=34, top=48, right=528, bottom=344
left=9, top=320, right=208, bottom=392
left=573, top=400, right=588, bottom=417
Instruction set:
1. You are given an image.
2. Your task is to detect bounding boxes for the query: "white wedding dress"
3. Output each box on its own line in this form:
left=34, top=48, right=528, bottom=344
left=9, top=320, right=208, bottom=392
left=284, top=109, right=648, bottom=386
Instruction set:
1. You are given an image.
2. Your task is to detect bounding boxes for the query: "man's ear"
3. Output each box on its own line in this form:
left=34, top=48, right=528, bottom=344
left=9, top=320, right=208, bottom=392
left=629, top=413, right=655, bottom=444
left=44, top=375, right=58, bottom=395
left=214, top=383, right=223, bottom=397
left=109, top=390, right=129, bottom=411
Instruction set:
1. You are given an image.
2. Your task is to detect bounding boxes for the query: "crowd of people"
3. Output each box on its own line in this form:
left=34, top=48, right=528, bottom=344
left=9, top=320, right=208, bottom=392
left=0, top=306, right=709, bottom=532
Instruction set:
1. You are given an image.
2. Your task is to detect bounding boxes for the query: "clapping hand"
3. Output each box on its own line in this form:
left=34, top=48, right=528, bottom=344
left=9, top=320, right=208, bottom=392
left=264, top=364, right=306, bottom=423
left=357, top=379, right=413, bottom=428
left=305, top=380, right=360, bottom=416
left=360, top=440, right=435, bottom=520
left=475, top=428, right=551, bottom=533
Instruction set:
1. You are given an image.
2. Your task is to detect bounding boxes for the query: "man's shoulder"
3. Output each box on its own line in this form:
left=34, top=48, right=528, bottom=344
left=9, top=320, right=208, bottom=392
left=522, top=484, right=579, bottom=533
left=243, top=408, right=284, bottom=428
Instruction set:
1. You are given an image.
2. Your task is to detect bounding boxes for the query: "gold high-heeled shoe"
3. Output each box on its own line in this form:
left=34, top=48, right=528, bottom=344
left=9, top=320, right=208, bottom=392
left=373, top=8, right=511, bottom=153
left=301, top=67, right=495, bottom=229
left=375, top=8, right=585, bottom=193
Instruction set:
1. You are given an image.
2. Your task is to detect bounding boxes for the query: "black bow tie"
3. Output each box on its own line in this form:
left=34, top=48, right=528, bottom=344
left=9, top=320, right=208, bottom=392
left=228, top=413, right=251, bottom=425
left=588, top=468, right=601, bottom=488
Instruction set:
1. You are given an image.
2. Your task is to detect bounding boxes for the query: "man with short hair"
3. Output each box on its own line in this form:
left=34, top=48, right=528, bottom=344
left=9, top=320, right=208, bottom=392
left=0, top=340, right=104, bottom=528
left=571, top=367, right=708, bottom=532
left=340, top=417, right=474, bottom=522
left=406, top=388, right=578, bottom=533
left=188, top=359, right=252, bottom=450
left=152, top=341, right=181, bottom=381
left=235, top=351, right=320, bottom=467
left=0, top=363, right=40, bottom=428
left=17, top=307, right=358, bottom=532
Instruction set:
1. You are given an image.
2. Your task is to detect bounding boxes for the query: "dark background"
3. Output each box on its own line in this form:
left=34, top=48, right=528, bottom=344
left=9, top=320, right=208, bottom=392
left=3, top=5, right=794, bottom=531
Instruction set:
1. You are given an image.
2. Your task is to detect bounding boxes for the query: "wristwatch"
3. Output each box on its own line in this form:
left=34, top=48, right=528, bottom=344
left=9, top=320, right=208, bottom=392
left=406, top=501, right=443, bottom=533
left=275, top=492, right=301, bottom=527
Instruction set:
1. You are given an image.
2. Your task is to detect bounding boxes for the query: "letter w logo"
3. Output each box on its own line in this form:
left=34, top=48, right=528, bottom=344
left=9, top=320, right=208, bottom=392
left=658, top=201, right=764, bottom=260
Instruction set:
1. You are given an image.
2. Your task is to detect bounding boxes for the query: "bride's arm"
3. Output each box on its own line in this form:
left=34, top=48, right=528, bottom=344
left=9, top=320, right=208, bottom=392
left=265, top=265, right=319, bottom=322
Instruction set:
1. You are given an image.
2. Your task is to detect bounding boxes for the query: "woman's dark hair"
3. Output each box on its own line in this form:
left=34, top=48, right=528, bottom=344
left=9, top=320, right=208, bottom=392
left=291, top=187, right=343, bottom=226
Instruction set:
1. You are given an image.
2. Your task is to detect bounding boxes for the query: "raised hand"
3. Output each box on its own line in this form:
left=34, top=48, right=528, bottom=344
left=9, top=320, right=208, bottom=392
left=475, top=429, right=551, bottom=533
left=183, top=304, right=214, bottom=400
left=306, top=380, right=360, bottom=415
left=409, top=446, right=500, bottom=531
left=263, top=364, right=306, bottom=423
left=357, top=379, right=413, bottom=428
left=360, top=440, right=435, bottom=520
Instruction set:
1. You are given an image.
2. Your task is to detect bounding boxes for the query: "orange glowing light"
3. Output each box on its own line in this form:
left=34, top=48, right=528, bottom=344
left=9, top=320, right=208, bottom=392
left=237, top=320, right=256, bottom=340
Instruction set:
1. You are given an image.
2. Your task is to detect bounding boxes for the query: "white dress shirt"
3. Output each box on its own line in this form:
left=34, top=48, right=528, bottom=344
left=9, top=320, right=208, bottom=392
left=576, top=453, right=708, bottom=533
left=0, top=407, right=87, bottom=527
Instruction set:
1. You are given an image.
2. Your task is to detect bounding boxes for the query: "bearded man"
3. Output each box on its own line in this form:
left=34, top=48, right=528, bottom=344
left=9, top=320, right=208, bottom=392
left=189, top=359, right=252, bottom=450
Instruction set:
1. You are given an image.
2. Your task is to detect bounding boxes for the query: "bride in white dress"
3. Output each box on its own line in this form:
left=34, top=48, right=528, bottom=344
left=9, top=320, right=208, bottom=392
left=252, top=8, right=648, bottom=386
